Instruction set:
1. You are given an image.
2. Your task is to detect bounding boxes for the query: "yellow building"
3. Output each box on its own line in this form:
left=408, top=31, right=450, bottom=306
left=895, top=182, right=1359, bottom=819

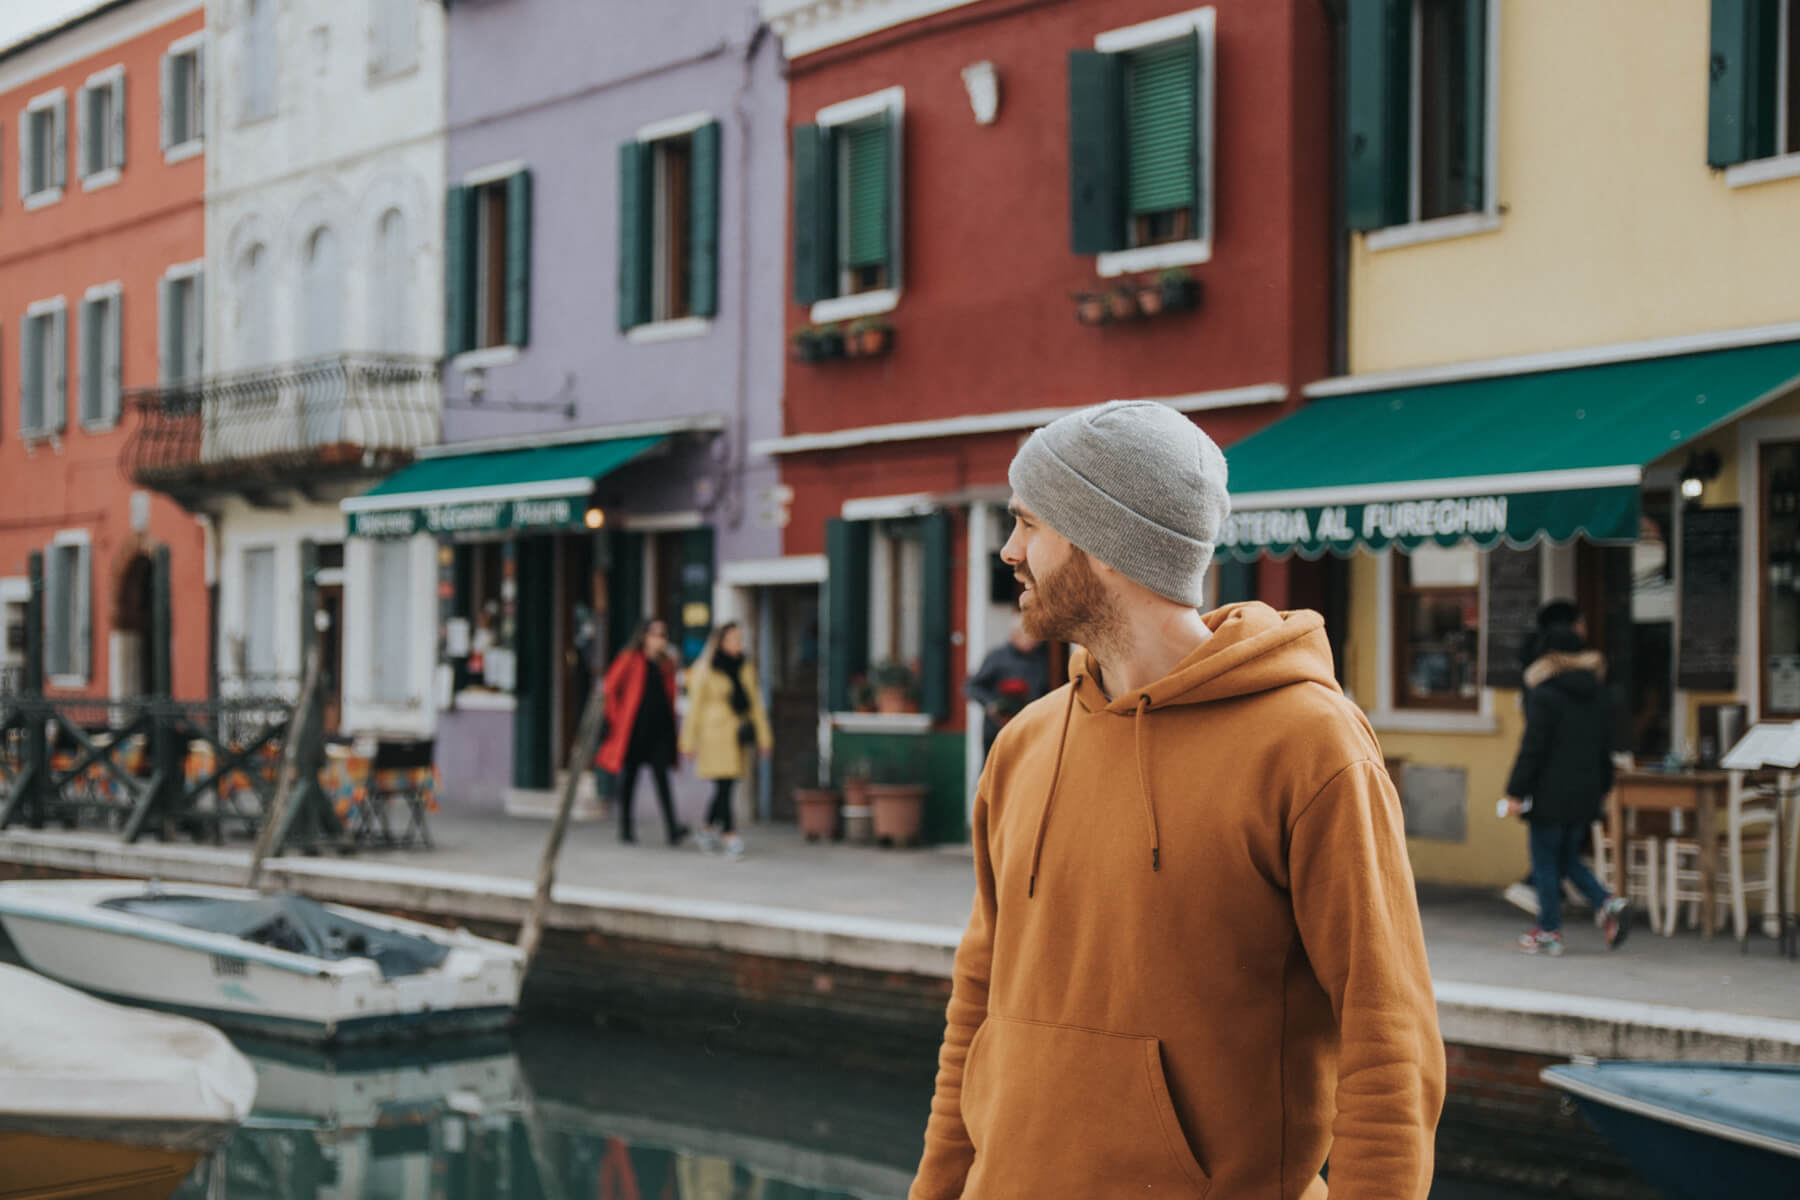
left=1225, top=0, right=1800, bottom=887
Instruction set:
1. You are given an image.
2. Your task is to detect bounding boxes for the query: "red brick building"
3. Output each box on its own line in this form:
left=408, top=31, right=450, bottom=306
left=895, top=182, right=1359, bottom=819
left=757, top=0, right=1339, bottom=839
left=0, top=0, right=207, bottom=702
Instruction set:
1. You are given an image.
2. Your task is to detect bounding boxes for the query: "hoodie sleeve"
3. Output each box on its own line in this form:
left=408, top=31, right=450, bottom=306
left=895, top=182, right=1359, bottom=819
left=1506, top=688, right=1554, bottom=801
left=1290, top=759, right=1445, bottom=1200
left=909, top=786, right=996, bottom=1200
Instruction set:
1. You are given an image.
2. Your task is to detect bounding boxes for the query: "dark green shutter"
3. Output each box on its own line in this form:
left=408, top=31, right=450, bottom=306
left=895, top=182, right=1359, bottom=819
left=1345, top=0, right=1410, bottom=231
left=1125, top=35, right=1198, bottom=217
left=679, top=527, right=715, bottom=665
left=843, top=118, right=891, bottom=271
left=444, top=186, right=474, bottom=356
left=792, top=125, right=837, bottom=305
left=689, top=120, right=721, bottom=318
left=505, top=169, right=532, bottom=348
left=607, top=531, right=646, bottom=658
left=1068, top=50, right=1126, bottom=253
left=919, top=510, right=952, bottom=723
left=617, top=141, right=652, bottom=331
left=825, top=518, right=871, bottom=713
left=1459, top=0, right=1487, bottom=214
left=1707, top=0, right=1777, bottom=167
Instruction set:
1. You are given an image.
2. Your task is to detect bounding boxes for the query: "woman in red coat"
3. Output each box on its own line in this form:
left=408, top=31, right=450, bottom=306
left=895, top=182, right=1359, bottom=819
left=595, top=618, right=689, bottom=845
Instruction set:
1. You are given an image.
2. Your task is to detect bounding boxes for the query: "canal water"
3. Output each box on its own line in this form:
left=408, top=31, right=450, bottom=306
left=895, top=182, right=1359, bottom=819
left=168, top=1021, right=1588, bottom=1200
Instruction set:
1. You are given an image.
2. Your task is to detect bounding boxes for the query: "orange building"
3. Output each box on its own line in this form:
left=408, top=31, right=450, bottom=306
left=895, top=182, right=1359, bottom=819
left=0, top=0, right=207, bottom=702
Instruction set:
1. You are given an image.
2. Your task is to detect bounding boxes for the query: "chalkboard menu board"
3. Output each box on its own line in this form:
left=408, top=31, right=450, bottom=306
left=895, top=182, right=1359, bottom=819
left=1678, top=506, right=1740, bottom=692
left=1483, top=545, right=1541, bottom=690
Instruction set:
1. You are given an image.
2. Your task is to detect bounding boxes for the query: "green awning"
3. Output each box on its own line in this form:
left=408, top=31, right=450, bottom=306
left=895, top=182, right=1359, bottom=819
left=1222, top=339, right=1800, bottom=560
left=343, top=434, right=666, bottom=537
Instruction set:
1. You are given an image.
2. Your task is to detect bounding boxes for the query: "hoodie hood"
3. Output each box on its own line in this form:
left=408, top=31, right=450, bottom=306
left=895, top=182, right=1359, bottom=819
left=1524, top=649, right=1605, bottom=693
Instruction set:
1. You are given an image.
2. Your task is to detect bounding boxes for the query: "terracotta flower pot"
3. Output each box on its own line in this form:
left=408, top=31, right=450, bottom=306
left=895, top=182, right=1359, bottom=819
left=868, top=782, right=926, bottom=846
left=1106, top=288, right=1139, bottom=321
left=794, top=787, right=839, bottom=842
left=1074, top=294, right=1108, bottom=326
left=875, top=685, right=916, bottom=714
left=1135, top=284, right=1164, bottom=316
left=855, top=327, right=890, bottom=356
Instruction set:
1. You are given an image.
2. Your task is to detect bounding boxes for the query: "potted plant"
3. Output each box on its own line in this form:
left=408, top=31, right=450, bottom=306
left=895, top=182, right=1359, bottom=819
left=793, top=784, right=840, bottom=842
left=791, top=325, right=821, bottom=362
left=849, top=673, right=877, bottom=713
left=1133, top=274, right=1165, bottom=316
left=1159, top=266, right=1202, bottom=312
left=1106, top=285, right=1139, bottom=322
left=868, top=756, right=927, bottom=847
left=814, top=322, right=846, bottom=360
left=1073, top=291, right=1108, bottom=326
left=848, top=316, right=894, bottom=357
left=870, top=660, right=919, bottom=714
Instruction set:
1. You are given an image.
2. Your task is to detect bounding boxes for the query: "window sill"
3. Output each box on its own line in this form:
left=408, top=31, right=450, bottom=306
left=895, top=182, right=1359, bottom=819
left=1096, top=239, right=1212, bottom=279
left=830, top=711, right=933, bottom=734
left=79, top=417, right=120, bottom=434
left=1363, top=211, right=1502, bottom=252
left=80, top=168, right=120, bottom=192
left=452, top=689, right=517, bottom=712
left=21, top=430, right=63, bottom=451
left=47, top=675, right=89, bottom=691
left=1725, top=153, right=1800, bottom=189
left=452, top=345, right=522, bottom=372
left=24, top=187, right=64, bottom=211
left=810, top=289, right=899, bottom=325
left=1369, top=708, right=1498, bottom=736
left=163, top=139, right=203, bottom=164
left=627, top=316, right=713, bottom=344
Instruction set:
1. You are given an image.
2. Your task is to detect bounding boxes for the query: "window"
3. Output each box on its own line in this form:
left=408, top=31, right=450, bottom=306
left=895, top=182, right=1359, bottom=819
left=241, top=546, right=277, bottom=680
left=451, top=541, right=508, bottom=692
left=241, top=0, right=275, bottom=122
left=824, top=511, right=951, bottom=720
left=235, top=242, right=271, bottom=367
left=19, top=90, right=67, bottom=205
left=1070, top=10, right=1215, bottom=270
left=618, top=118, right=721, bottom=331
left=161, top=36, right=205, bottom=158
left=77, top=68, right=125, bottom=186
left=78, top=285, right=122, bottom=427
left=1763, top=442, right=1800, bottom=714
left=20, top=301, right=67, bottom=438
left=370, top=540, right=413, bottom=704
left=369, top=0, right=418, bottom=78
left=301, top=226, right=341, bottom=358
left=1392, top=545, right=1481, bottom=711
left=1710, top=0, right=1800, bottom=170
left=792, top=88, right=902, bottom=316
left=1347, top=0, right=1491, bottom=232
left=1630, top=491, right=1675, bottom=760
left=45, top=534, right=91, bottom=683
left=373, top=209, right=409, bottom=350
left=159, top=266, right=203, bottom=382
left=445, top=168, right=531, bottom=356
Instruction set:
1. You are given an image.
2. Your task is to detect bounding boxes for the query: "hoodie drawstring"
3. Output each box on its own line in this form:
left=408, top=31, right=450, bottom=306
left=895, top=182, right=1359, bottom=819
left=1026, top=684, right=1078, bottom=899
left=1135, top=695, right=1162, bottom=873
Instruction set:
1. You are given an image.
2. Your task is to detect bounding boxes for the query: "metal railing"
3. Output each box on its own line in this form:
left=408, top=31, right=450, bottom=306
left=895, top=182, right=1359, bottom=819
left=123, top=353, right=441, bottom=499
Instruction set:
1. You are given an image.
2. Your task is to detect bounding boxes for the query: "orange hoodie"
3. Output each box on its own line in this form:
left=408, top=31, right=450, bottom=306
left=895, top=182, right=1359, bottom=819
left=910, top=603, right=1444, bottom=1200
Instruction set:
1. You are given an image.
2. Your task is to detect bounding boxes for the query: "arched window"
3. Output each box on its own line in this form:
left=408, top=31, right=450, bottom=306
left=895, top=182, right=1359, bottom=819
left=374, top=208, right=409, bottom=352
left=301, top=226, right=341, bottom=359
left=235, top=242, right=271, bottom=367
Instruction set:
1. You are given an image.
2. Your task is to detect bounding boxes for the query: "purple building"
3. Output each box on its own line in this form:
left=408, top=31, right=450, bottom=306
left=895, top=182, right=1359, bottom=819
left=343, top=2, right=796, bottom=821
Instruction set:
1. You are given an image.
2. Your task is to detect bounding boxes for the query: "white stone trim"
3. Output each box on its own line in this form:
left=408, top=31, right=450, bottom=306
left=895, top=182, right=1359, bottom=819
left=830, top=711, right=934, bottom=734
left=1232, top=466, right=1645, bottom=513
left=626, top=316, right=713, bottom=345
left=636, top=111, right=715, bottom=143
left=617, top=510, right=705, bottom=532
left=162, top=258, right=204, bottom=283
left=763, top=0, right=984, bottom=58
left=809, top=288, right=898, bottom=325
left=25, top=295, right=68, bottom=319
left=719, top=555, right=829, bottom=586
left=1097, top=239, right=1212, bottom=278
left=80, top=168, right=121, bottom=192
left=1363, top=211, right=1503, bottom=252
left=451, top=345, right=521, bottom=372
left=841, top=493, right=936, bottom=521
left=163, top=140, right=203, bottom=165
left=817, top=85, right=905, bottom=129
left=461, top=158, right=527, bottom=188
left=1725, top=152, right=1800, bottom=190
left=1095, top=6, right=1211, bottom=52
left=414, top=414, right=723, bottom=459
left=341, top=477, right=595, bottom=514
left=452, top=689, right=517, bottom=712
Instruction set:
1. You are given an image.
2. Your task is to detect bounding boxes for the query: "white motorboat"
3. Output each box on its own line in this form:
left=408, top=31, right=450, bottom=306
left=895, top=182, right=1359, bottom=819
left=0, top=961, right=257, bottom=1199
left=0, top=878, right=525, bottom=1044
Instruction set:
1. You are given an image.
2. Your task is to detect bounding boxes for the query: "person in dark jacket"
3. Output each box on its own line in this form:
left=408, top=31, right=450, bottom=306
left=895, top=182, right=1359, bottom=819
left=963, top=626, right=1050, bottom=756
left=1503, top=625, right=1628, bottom=955
left=595, top=618, right=690, bottom=846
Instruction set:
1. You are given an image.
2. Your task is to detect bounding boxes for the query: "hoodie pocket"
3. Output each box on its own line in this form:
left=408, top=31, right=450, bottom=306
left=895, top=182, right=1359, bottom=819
left=961, top=1015, right=1209, bottom=1197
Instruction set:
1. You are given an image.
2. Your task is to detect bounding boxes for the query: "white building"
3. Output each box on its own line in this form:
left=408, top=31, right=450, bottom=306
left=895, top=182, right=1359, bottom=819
left=200, top=0, right=444, bottom=736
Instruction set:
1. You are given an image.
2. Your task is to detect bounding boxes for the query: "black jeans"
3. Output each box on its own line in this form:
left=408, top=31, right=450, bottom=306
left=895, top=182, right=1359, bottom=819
left=706, top=778, right=737, bottom=835
left=614, top=757, right=679, bottom=842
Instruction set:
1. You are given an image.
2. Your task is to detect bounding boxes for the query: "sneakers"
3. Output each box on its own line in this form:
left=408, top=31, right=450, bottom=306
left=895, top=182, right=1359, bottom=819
left=1598, top=897, right=1631, bottom=950
left=1517, top=929, right=1564, bottom=956
left=723, top=836, right=745, bottom=861
left=1502, top=880, right=1539, bottom=916
left=695, top=827, right=722, bottom=855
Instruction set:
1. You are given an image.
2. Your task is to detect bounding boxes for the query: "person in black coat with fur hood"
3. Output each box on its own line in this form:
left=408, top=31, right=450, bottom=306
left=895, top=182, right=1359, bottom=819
left=1504, top=624, right=1630, bottom=956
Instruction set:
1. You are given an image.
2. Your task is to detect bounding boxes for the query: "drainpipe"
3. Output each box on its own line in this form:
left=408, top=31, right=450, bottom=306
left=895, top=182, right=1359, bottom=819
left=1322, top=0, right=1349, bottom=379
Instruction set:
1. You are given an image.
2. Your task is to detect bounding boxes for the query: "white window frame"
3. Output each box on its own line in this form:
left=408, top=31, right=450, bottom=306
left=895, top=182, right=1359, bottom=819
left=161, top=32, right=205, bottom=163
left=1364, top=0, right=1502, bottom=252
left=78, top=282, right=124, bottom=430
left=1090, top=8, right=1216, bottom=278
left=45, top=528, right=92, bottom=689
left=20, top=88, right=67, bottom=210
left=368, top=0, right=420, bottom=81
left=1372, top=546, right=1498, bottom=734
left=159, top=259, right=205, bottom=384
left=632, top=110, right=717, bottom=338
left=20, top=296, right=68, bottom=442
left=76, top=66, right=126, bottom=190
left=239, top=544, right=279, bottom=681
left=1726, top=0, right=1800, bottom=188
left=810, top=86, right=904, bottom=325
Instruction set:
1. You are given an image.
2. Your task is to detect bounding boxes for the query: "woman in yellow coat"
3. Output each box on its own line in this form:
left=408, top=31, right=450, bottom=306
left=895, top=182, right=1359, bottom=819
left=679, top=621, right=773, bottom=858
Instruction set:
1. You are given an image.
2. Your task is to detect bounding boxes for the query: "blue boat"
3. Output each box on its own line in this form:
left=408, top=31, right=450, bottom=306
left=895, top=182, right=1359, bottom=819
left=1540, top=1061, right=1800, bottom=1200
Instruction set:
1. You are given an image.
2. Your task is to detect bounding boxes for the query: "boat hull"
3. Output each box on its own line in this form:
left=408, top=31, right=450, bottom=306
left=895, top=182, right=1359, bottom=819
left=0, top=1130, right=201, bottom=1200
left=1564, top=1096, right=1799, bottom=1200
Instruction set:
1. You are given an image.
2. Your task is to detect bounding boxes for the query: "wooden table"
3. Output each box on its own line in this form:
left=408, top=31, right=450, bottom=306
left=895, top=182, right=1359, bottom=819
left=1611, top=769, right=1729, bottom=939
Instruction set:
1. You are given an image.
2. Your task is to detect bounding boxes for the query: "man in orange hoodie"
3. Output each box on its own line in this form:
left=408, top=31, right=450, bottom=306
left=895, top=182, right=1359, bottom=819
left=910, top=401, right=1444, bottom=1200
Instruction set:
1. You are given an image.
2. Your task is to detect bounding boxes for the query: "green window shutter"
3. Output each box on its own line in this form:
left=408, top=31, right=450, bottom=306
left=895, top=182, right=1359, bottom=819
left=688, top=120, right=721, bottom=318
left=606, top=531, right=646, bottom=658
left=1068, top=49, right=1125, bottom=253
left=617, top=141, right=652, bottom=331
left=444, top=186, right=474, bottom=356
left=792, top=125, right=837, bottom=305
left=918, top=510, right=952, bottom=723
left=1345, top=0, right=1411, bottom=231
left=1459, top=0, right=1487, bottom=214
left=678, top=526, right=715, bottom=664
left=505, top=169, right=532, bottom=348
left=1125, top=34, right=1198, bottom=217
left=843, top=118, right=891, bottom=271
left=825, top=518, right=871, bottom=713
left=1707, top=0, right=1777, bottom=167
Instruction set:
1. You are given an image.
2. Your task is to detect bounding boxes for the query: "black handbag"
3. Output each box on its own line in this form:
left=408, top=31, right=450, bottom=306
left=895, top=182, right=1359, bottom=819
left=737, top=719, right=757, bottom=747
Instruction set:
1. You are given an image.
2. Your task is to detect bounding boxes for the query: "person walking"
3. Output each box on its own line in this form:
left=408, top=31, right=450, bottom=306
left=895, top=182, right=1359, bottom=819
left=679, top=621, right=772, bottom=859
left=963, top=624, right=1050, bottom=757
left=910, top=401, right=1443, bottom=1200
left=595, top=618, right=689, bottom=846
left=1504, top=624, right=1630, bottom=955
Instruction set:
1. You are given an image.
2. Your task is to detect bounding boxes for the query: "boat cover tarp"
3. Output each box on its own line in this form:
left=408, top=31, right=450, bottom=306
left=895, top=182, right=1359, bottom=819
left=0, top=963, right=256, bottom=1150
left=99, top=892, right=451, bottom=978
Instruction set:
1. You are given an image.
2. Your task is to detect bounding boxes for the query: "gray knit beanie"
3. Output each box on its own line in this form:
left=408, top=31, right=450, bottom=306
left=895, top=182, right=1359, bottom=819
left=1008, top=401, right=1229, bottom=607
